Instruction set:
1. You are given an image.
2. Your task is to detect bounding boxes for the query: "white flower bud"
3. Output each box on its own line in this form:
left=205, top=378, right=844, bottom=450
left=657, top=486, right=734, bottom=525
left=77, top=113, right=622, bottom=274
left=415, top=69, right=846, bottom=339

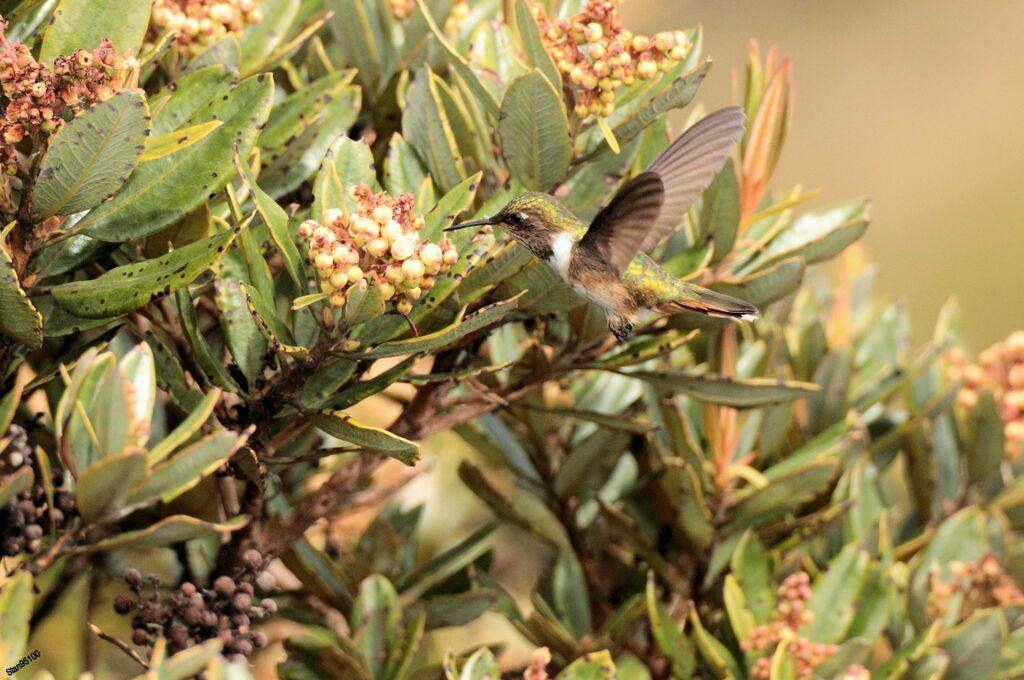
left=298, top=220, right=317, bottom=237
left=354, top=215, right=379, bottom=238
left=324, top=208, right=345, bottom=224
left=419, top=242, right=442, bottom=268
left=331, top=245, right=351, bottom=264
left=396, top=299, right=413, bottom=315
left=372, top=205, right=394, bottom=224
left=314, top=252, right=334, bottom=270
left=385, top=265, right=405, bottom=284
left=329, top=293, right=346, bottom=308
left=379, top=282, right=396, bottom=300
left=347, top=266, right=364, bottom=283
left=329, top=271, right=349, bottom=288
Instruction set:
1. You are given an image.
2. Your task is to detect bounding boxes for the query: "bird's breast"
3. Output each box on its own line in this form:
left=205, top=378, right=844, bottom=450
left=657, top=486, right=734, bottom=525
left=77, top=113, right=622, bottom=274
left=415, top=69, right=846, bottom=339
left=547, top=231, right=575, bottom=281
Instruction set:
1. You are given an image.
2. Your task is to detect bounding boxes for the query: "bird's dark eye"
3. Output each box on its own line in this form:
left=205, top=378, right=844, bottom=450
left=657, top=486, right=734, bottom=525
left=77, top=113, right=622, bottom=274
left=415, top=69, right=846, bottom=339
left=508, top=212, right=526, bottom=226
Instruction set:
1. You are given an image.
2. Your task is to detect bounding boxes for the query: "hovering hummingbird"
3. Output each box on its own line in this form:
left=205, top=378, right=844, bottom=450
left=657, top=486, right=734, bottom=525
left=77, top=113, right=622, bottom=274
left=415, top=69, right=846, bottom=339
left=446, top=106, right=758, bottom=341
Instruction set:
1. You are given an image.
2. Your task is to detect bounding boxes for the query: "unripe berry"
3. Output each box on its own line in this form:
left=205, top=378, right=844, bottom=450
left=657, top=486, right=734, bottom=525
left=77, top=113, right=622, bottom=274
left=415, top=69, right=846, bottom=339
left=390, top=236, right=415, bottom=260
left=379, top=282, right=396, bottom=300
left=330, top=293, right=346, bottom=308
left=385, top=265, right=405, bottom=284
left=298, top=220, right=316, bottom=237
left=347, top=266, right=364, bottom=283
left=381, top=219, right=403, bottom=242
left=402, top=258, right=425, bottom=280
left=396, top=300, right=413, bottom=315
left=372, top=205, right=393, bottom=224
left=419, top=242, right=442, bottom=268
left=329, top=271, right=348, bottom=288
left=366, top=238, right=390, bottom=257
left=406, top=286, right=422, bottom=299
left=315, top=252, right=334, bottom=270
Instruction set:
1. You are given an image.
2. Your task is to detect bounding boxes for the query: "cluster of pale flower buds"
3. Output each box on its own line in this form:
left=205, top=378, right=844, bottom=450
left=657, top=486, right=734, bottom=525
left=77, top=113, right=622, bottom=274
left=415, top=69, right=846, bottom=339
left=390, top=0, right=467, bottom=26
left=741, top=572, right=839, bottom=679
left=298, top=186, right=458, bottom=317
left=948, top=330, right=1024, bottom=459
left=150, top=0, right=264, bottom=55
left=0, top=18, right=135, bottom=173
left=530, top=0, right=690, bottom=119
left=927, top=554, right=1024, bottom=622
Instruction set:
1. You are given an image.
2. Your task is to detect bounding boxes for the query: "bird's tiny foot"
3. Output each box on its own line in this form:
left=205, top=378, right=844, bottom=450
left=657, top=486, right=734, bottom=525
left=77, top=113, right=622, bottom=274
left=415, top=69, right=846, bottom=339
left=609, top=321, right=633, bottom=343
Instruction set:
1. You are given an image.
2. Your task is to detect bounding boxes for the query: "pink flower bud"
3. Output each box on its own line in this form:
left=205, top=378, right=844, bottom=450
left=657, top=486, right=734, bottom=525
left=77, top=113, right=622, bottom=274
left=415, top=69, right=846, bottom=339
left=298, top=220, right=317, bottom=237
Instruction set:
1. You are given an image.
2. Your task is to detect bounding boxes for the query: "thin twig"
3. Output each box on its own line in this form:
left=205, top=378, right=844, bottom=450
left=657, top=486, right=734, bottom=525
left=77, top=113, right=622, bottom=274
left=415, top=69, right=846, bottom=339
left=88, top=622, right=150, bottom=670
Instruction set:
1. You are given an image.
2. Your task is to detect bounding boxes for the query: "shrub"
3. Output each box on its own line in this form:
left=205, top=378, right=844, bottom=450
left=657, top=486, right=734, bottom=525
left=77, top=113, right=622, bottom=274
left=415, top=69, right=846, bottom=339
left=0, top=0, right=1020, bottom=678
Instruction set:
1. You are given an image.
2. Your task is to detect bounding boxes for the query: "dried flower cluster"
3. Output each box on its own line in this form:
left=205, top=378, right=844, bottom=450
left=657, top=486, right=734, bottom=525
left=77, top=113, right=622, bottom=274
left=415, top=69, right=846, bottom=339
left=926, top=554, right=1024, bottom=623
left=741, top=572, right=838, bottom=679
left=530, top=0, right=690, bottom=119
left=114, top=550, right=277, bottom=661
left=298, top=186, right=458, bottom=317
left=0, top=19, right=135, bottom=174
left=523, top=647, right=552, bottom=680
left=948, top=330, right=1024, bottom=458
left=150, top=0, right=264, bottom=55
left=1, top=425, right=77, bottom=557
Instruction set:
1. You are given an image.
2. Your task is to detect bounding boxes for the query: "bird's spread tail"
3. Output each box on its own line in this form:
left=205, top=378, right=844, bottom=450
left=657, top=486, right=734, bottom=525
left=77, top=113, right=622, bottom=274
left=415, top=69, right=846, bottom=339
left=663, top=287, right=759, bottom=321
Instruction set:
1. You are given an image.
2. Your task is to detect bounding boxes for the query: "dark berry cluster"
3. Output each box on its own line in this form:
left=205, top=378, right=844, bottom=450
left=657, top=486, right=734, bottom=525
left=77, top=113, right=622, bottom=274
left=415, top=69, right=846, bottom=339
left=0, top=425, right=76, bottom=558
left=114, top=550, right=277, bottom=662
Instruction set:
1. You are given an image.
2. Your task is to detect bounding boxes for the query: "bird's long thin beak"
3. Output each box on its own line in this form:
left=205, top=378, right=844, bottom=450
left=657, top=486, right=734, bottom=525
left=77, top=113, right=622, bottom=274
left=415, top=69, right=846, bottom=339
left=444, top=217, right=495, bottom=232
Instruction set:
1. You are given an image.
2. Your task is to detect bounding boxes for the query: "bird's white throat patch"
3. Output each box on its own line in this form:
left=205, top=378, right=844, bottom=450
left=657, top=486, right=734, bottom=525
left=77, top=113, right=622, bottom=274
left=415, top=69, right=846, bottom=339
left=549, top=232, right=575, bottom=280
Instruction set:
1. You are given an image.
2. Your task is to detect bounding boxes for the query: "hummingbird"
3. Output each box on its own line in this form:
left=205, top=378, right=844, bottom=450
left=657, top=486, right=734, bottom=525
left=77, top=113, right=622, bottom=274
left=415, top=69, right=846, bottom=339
left=446, top=106, right=758, bottom=341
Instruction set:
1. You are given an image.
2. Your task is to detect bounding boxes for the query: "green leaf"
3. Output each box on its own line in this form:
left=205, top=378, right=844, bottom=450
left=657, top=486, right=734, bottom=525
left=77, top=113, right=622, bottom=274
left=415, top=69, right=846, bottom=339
left=499, top=70, right=572, bottom=192
left=325, top=0, right=383, bottom=91
left=801, top=544, right=870, bottom=644
left=553, top=549, right=593, bottom=639
left=148, top=388, right=222, bottom=464
left=422, top=171, right=483, bottom=239
left=723, top=574, right=756, bottom=648
left=555, top=650, right=617, bottom=680
left=52, top=226, right=240, bottom=319
left=40, top=0, right=151, bottom=63
left=458, top=649, right=501, bottom=680
left=78, top=515, right=248, bottom=553
left=213, top=247, right=268, bottom=384
left=702, top=162, right=740, bottom=264
left=260, top=85, right=362, bottom=198
left=234, top=150, right=304, bottom=287
left=75, top=74, right=274, bottom=242
left=385, top=133, right=430, bottom=196
left=939, top=610, right=1004, bottom=680
left=75, top=448, right=148, bottom=522
left=33, top=92, right=149, bottom=220
left=0, top=244, right=42, bottom=348
left=345, top=280, right=385, bottom=327
left=622, top=370, right=818, bottom=407
left=0, top=467, right=33, bottom=509
left=645, top=573, right=695, bottom=679
left=238, top=0, right=299, bottom=73
left=754, top=202, right=870, bottom=271
left=140, top=639, right=225, bottom=680
left=968, top=392, right=1004, bottom=486
left=413, top=0, right=499, bottom=120
left=307, top=411, right=419, bottom=465
left=513, top=0, right=562, bottom=93
left=403, top=67, right=467, bottom=194
left=0, top=379, right=20, bottom=433
left=128, top=429, right=246, bottom=508
left=730, top=530, right=775, bottom=624
left=724, top=458, right=839, bottom=529
left=687, top=608, right=743, bottom=680
left=176, top=289, right=242, bottom=393
left=139, top=120, right=223, bottom=162
left=345, top=293, right=524, bottom=358
left=407, top=591, right=495, bottom=629
left=313, top=137, right=379, bottom=221
left=0, top=572, right=32, bottom=668
left=350, top=575, right=402, bottom=680
left=710, top=257, right=805, bottom=309
left=151, top=66, right=234, bottom=136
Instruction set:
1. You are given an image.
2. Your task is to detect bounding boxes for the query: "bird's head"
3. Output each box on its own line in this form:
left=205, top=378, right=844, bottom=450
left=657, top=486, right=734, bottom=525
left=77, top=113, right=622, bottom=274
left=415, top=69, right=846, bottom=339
left=445, top=193, right=575, bottom=257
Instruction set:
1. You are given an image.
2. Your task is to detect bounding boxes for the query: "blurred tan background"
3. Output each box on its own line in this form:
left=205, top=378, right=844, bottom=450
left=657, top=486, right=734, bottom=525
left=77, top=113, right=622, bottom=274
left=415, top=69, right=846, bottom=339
left=629, top=0, right=1024, bottom=348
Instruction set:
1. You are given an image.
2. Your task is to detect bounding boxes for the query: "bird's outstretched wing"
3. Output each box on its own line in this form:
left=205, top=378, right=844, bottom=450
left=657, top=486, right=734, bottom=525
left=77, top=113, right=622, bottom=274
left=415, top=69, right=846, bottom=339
left=579, top=108, right=746, bottom=275
left=641, top=106, right=746, bottom=253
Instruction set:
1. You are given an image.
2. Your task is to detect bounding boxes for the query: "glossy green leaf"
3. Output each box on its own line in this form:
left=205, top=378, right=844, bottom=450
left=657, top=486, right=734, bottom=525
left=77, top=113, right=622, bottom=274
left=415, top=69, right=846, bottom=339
left=139, top=120, right=222, bottom=162
left=76, top=74, right=274, bottom=242
left=75, top=448, right=148, bottom=522
left=802, top=544, right=870, bottom=644
left=499, top=70, right=572, bottom=192
left=52, top=226, right=240, bottom=318
left=0, top=245, right=42, bottom=348
left=151, top=66, right=235, bottom=136
left=307, top=411, right=419, bottom=464
left=33, top=92, right=149, bottom=220
left=40, top=0, right=150, bottom=63
left=754, top=202, right=870, bottom=271
left=702, top=162, right=740, bottom=264
left=350, top=575, right=402, bottom=679
left=646, top=573, right=695, bottom=679
left=345, top=280, right=385, bottom=327
left=724, top=458, right=839, bottom=529
left=234, top=150, right=304, bottom=287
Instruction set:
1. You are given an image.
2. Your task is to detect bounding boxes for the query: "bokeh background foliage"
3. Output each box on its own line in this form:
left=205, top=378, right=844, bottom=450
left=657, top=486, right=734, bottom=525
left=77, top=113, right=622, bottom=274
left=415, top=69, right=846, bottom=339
left=0, top=0, right=1021, bottom=679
